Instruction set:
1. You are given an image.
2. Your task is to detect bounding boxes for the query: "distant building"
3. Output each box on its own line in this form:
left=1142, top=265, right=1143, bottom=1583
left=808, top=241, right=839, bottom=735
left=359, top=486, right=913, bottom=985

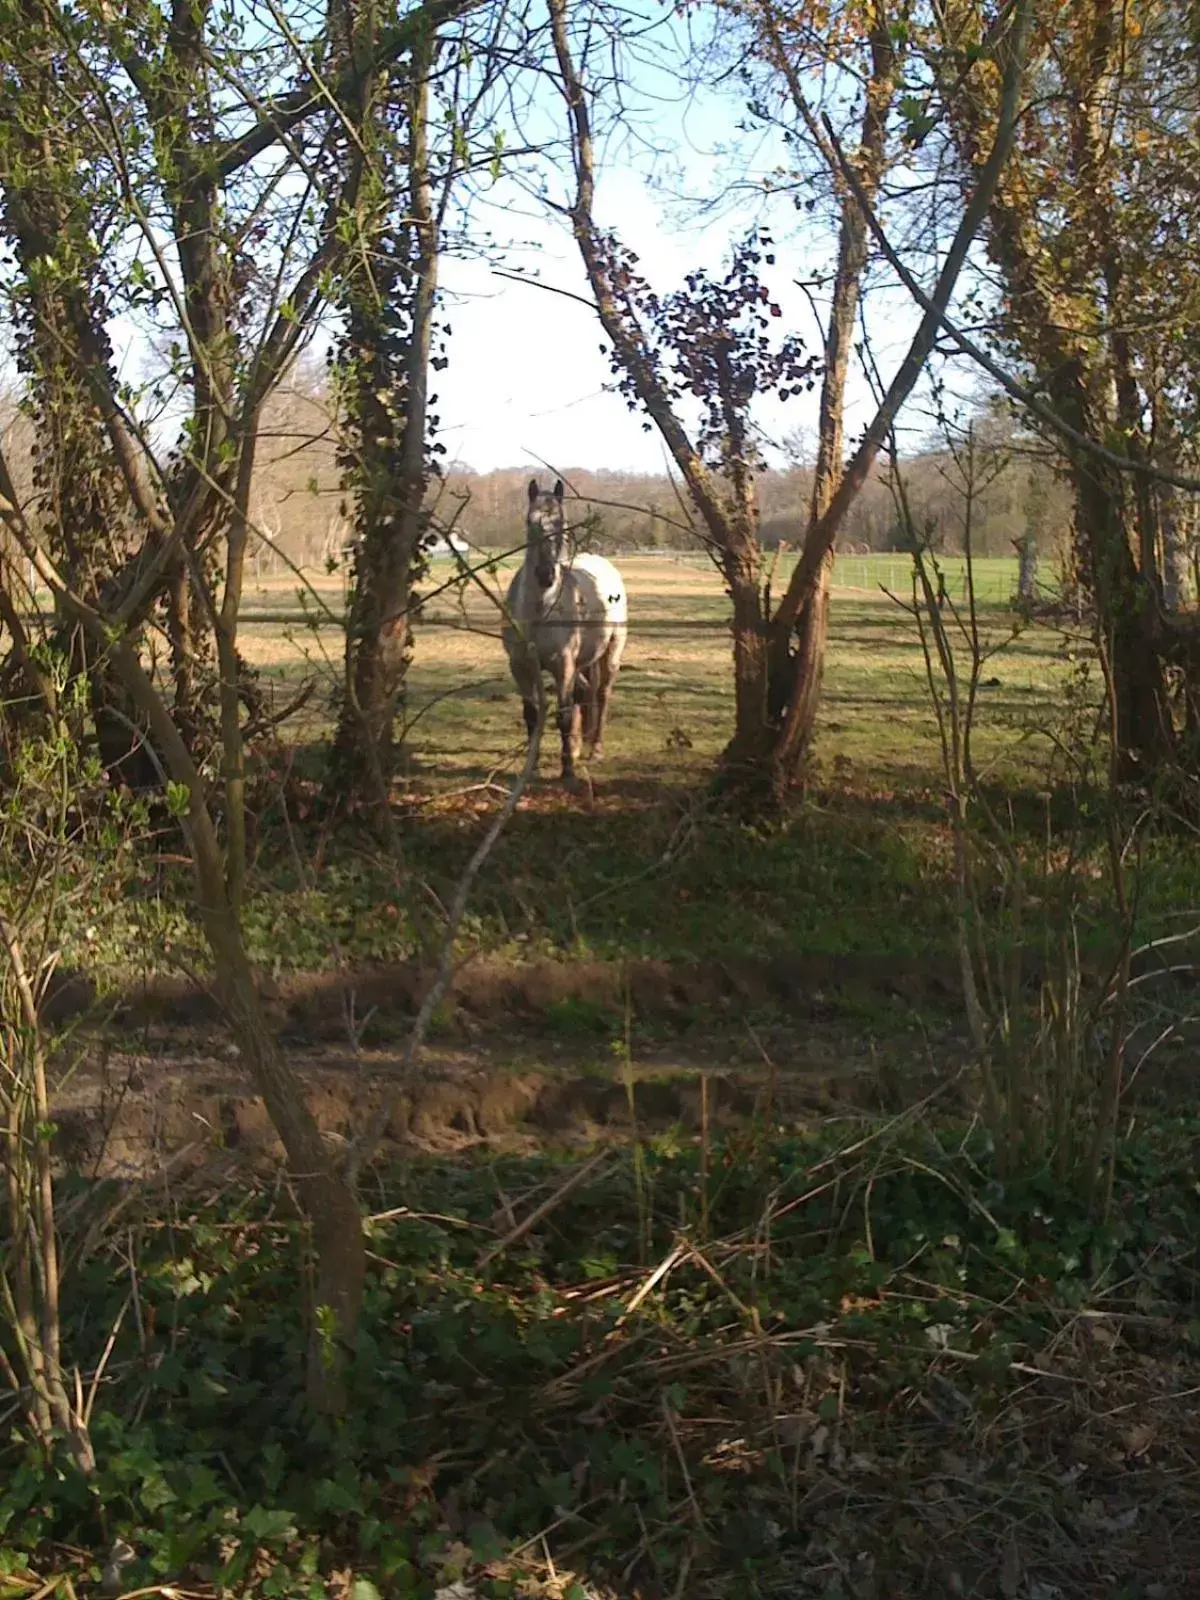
left=338, top=530, right=470, bottom=563
left=424, top=530, right=470, bottom=557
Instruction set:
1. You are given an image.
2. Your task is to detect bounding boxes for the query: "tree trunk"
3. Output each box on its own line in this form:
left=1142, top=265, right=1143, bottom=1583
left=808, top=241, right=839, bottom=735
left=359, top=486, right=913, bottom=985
left=769, top=547, right=832, bottom=781
left=941, top=0, right=1187, bottom=786
left=1073, top=453, right=1175, bottom=779
left=551, top=0, right=1024, bottom=809
left=0, top=30, right=150, bottom=774
left=722, top=561, right=772, bottom=781
left=165, top=567, right=206, bottom=753
left=762, top=9, right=897, bottom=788
left=1016, top=534, right=1038, bottom=601
left=1161, top=490, right=1190, bottom=612
left=201, top=901, right=365, bottom=1408
left=105, top=633, right=366, bottom=1411
left=548, top=0, right=762, bottom=789
left=329, top=28, right=438, bottom=808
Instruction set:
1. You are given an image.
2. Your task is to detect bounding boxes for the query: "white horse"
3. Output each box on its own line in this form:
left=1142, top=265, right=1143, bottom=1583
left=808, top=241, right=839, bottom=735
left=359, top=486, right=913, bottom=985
left=503, top=478, right=628, bottom=785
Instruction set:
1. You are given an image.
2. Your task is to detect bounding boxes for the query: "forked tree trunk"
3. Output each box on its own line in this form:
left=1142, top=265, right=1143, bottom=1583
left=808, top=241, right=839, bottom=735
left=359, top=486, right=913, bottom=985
left=552, top=0, right=1025, bottom=810
left=762, top=8, right=898, bottom=791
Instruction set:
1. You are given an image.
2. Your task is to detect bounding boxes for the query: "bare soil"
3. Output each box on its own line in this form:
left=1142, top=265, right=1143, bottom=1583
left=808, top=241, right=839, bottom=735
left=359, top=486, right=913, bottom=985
left=46, top=951, right=964, bottom=1178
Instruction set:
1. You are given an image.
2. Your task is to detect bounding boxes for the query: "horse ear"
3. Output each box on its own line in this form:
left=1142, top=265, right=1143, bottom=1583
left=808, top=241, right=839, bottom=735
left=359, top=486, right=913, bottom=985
left=553, top=479, right=564, bottom=500
left=527, top=478, right=540, bottom=504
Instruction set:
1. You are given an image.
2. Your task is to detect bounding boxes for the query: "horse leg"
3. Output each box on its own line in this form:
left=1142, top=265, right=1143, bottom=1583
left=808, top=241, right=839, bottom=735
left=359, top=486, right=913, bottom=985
left=589, top=631, right=626, bottom=759
left=589, top=677, right=610, bottom=760
left=507, top=626, right=542, bottom=745
left=510, top=645, right=544, bottom=772
left=554, top=663, right=582, bottom=785
left=559, top=699, right=582, bottom=785
left=576, top=675, right=598, bottom=751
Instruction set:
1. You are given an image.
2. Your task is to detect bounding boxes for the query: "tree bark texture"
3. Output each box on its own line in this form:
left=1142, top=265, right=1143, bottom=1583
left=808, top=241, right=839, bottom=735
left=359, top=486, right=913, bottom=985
left=329, top=24, right=439, bottom=807
left=550, top=0, right=792, bottom=793
left=764, top=6, right=897, bottom=786
left=0, top=13, right=144, bottom=769
left=940, top=0, right=1184, bottom=782
left=104, top=632, right=366, bottom=1412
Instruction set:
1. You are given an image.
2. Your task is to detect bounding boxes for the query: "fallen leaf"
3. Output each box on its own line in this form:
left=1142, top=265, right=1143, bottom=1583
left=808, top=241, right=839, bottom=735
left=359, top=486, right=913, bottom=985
left=1123, top=1419, right=1158, bottom=1458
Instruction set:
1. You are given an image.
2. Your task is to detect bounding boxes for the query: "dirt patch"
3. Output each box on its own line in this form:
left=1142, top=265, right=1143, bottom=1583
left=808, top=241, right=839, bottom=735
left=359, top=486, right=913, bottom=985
left=48, top=1029, right=895, bottom=1180
left=44, top=949, right=965, bottom=1180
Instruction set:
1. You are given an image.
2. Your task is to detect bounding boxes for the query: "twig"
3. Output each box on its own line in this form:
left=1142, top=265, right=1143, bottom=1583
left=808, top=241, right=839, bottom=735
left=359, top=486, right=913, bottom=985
left=346, top=697, right=546, bottom=1186
left=661, top=1392, right=707, bottom=1537
left=613, top=1242, right=687, bottom=1328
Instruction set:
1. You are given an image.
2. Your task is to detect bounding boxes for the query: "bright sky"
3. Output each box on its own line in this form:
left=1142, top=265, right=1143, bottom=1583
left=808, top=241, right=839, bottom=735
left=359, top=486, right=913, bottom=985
left=427, top=16, right=944, bottom=478
left=85, top=4, right=985, bottom=485
left=433, top=165, right=933, bottom=479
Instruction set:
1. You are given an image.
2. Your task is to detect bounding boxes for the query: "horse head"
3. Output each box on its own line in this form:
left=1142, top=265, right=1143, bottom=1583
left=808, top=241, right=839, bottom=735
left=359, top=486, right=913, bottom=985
left=526, top=477, right=565, bottom=591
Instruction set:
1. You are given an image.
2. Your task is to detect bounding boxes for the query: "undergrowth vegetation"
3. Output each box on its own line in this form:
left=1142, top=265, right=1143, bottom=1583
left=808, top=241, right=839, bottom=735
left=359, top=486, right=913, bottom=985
left=3, top=572, right=1199, bottom=1599
left=37, top=569, right=1195, bottom=1001
left=45, top=762, right=1199, bottom=985
left=5, top=1113, right=1200, bottom=1598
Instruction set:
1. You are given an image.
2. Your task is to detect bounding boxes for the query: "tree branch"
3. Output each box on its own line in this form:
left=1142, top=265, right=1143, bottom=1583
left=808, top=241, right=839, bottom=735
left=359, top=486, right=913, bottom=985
left=772, top=0, right=1035, bottom=635
left=819, top=109, right=1200, bottom=500
left=345, top=707, right=545, bottom=1186
left=547, top=0, right=730, bottom=546
left=211, top=0, right=481, bottom=181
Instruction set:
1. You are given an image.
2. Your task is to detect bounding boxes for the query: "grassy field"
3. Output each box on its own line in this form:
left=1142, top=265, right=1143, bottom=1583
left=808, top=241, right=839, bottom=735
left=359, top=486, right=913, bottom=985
left=196, top=546, right=1195, bottom=992
left=238, top=550, right=1065, bottom=791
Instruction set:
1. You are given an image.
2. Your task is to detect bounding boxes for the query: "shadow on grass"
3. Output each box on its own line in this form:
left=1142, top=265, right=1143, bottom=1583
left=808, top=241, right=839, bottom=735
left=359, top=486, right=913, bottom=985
left=230, top=764, right=1149, bottom=1003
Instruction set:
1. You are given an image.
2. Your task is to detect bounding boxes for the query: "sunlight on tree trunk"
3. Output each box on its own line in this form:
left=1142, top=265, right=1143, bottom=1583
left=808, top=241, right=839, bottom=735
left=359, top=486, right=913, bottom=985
left=759, top=1, right=898, bottom=787
left=941, top=0, right=1198, bottom=787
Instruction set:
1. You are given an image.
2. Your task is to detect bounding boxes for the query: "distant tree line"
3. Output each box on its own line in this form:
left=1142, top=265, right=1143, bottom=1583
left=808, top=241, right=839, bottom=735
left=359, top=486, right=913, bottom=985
left=0, top=373, right=1076, bottom=575
left=435, top=434, right=1074, bottom=565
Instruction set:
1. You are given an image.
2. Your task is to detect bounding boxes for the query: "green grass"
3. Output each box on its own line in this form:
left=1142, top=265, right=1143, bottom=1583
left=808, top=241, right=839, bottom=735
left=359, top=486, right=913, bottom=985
left=238, top=550, right=1064, bottom=785
left=225, top=552, right=1094, bottom=970
left=11, top=554, right=1200, bottom=1600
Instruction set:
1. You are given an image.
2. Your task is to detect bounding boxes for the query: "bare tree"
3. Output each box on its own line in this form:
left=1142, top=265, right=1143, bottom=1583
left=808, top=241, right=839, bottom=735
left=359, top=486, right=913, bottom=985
left=548, top=0, right=1033, bottom=803
left=752, top=0, right=901, bottom=775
